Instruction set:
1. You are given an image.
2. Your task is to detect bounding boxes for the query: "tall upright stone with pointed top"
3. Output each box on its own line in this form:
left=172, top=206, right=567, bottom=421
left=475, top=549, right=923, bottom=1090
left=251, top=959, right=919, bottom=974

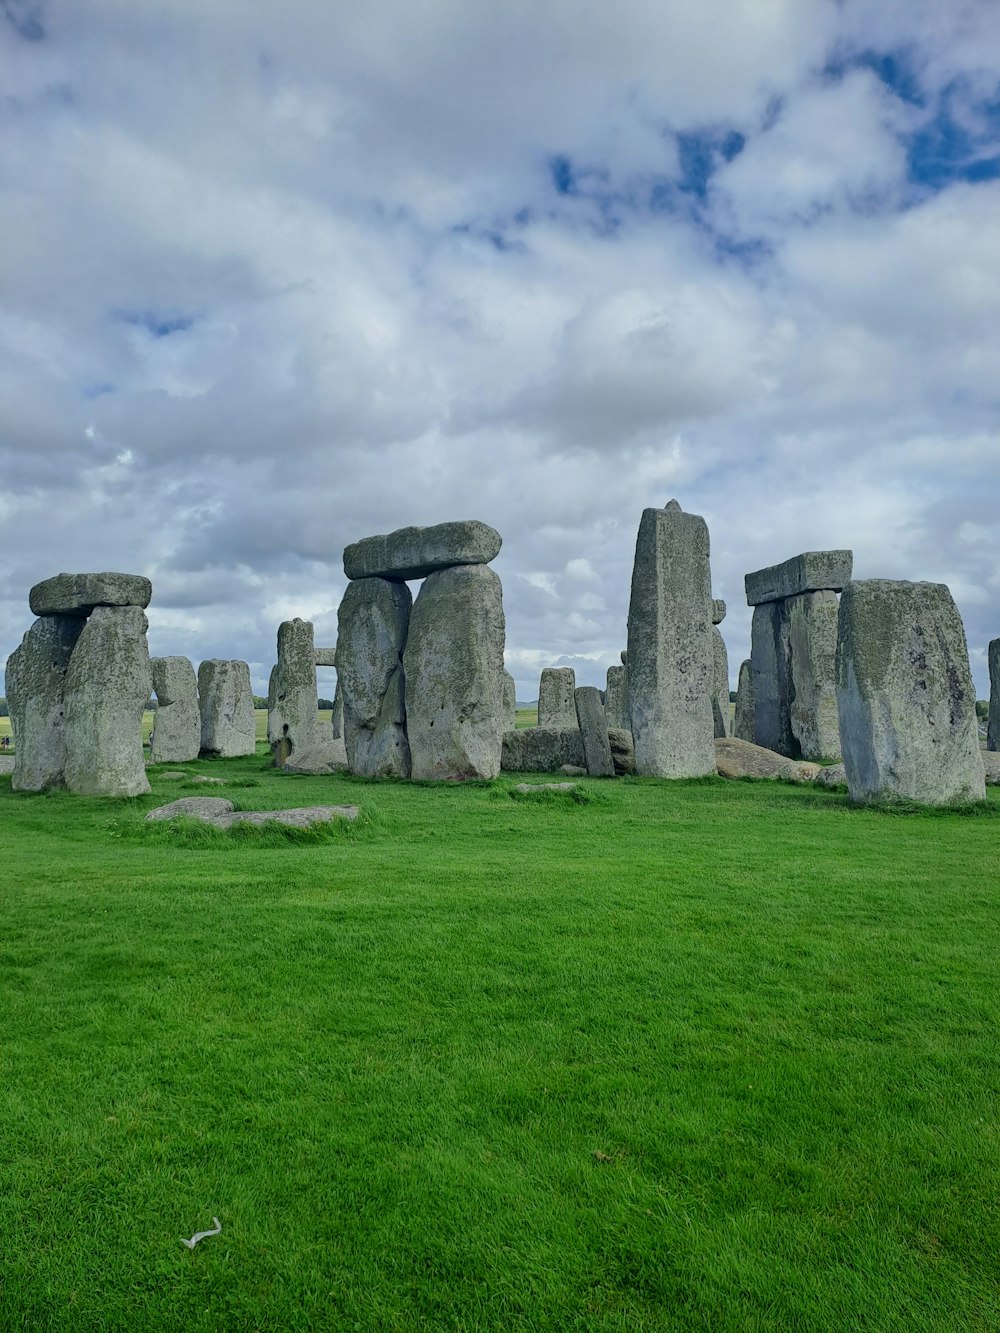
left=5, top=615, right=84, bottom=791
left=63, top=605, right=152, bottom=796
left=575, top=685, right=615, bottom=776
left=337, top=578, right=412, bottom=778
left=988, top=639, right=1000, bottom=752
left=836, top=579, right=985, bottom=805
left=537, top=667, right=577, bottom=729
left=626, top=499, right=715, bottom=777
left=150, top=656, right=200, bottom=763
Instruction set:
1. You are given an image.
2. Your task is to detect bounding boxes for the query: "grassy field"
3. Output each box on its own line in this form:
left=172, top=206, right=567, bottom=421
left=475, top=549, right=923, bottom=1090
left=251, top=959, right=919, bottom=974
left=2, top=751, right=999, bottom=1330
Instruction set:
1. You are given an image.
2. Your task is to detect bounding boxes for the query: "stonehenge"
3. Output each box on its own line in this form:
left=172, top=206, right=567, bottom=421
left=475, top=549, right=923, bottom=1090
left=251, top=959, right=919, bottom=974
left=538, top=667, right=578, bottom=729
left=835, top=580, right=985, bottom=805
left=746, top=550, right=848, bottom=761
left=198, top=659, right=256, bottom=758
left=337, top=577, right=412, bottom=778
left=710, top=599, right=730, bottom=739
left=344, top=520, right=502, bottom=582
left=626, top=500, right=715, bottom=778
left=989, top=639, right=999, bottom=752
left=268, top=619, right=345, bottom=773
left=604, top=663, right=628, bottom=729
left=733, top=659, right=755, bottom=742
left=149, top=656, right=200, bottom=764
left=574, top=685, right=615, bottom=777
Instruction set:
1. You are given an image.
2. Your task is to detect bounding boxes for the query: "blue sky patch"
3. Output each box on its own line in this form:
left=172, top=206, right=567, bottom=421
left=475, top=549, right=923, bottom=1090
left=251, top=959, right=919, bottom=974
left=115, top=309, right=196, bottom=338
left=1, top=0, right=45, bottom=41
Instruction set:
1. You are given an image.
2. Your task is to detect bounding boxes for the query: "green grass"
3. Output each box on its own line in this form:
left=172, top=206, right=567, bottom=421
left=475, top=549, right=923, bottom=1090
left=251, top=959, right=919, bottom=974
left=2, top=750, right=999, bottom=1331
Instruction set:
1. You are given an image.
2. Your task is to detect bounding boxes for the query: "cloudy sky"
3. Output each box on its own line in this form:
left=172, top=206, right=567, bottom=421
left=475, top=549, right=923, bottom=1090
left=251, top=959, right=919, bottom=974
left=2, top=0, right=998, bottom=700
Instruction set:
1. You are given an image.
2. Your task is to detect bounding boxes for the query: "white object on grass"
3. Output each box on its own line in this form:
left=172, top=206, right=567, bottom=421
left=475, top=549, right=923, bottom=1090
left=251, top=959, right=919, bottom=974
left=180, top=1217, right=222, bottom=1249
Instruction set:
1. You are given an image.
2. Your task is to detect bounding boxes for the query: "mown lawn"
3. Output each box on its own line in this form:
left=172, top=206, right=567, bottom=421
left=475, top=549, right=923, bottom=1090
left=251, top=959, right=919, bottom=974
left=1, top=752, right=998, bottom=1331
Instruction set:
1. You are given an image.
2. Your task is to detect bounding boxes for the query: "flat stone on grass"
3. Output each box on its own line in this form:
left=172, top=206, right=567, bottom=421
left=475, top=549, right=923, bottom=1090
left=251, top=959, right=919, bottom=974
left=146, top=797, right=359, bottom=828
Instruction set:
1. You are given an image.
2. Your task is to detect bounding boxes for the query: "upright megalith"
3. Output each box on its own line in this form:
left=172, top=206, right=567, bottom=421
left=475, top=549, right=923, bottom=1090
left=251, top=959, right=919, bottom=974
left=63, top=605, right=152, bottom=796
left=835, top=580, right=985, bottom=805
left=344, top=520, right=502, bottom=582
left=574, top=685, right=615, bottom=777
left=404, top=563, right=506, bottom=780
left=626, top=500, right=715, bottom=777
left=604, top=663, right=629, bottom=730
left=268, top=618, right=342, bottom=772
left=337, top=578, right=412, bottom=778
left=149, top=656, right=200, bottom=763
left=733, top=659, right=755, bottom=742
left=711, top=627, right=730, bottom=739
left=537, top=667, right=577, bottom=729
left=746, top=550, right=851, bottom=761
left=988, top=639, right=1000, bottom=752
left=198, top=659, right=256, bottom=758
left=503, top=669, right=517, bottom=731
left=5, top=615, right=84, bottom=791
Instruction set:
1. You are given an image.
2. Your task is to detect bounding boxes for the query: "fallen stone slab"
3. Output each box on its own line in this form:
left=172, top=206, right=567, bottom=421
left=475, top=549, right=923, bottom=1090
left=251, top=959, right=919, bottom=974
left=344, top=520, right=502, bottom=582
left=745, top=551, right=853, bottom=606
left=814, top=763, right=848, bottom=788
left=145, top=797, right=359, bottom=828
left=559, top=764, right=587, bottom=777
left=29, top=571, right=152, bottom=617
left=513, top=782, right=579, bottom=793
left=501, top=726, right=585, bottom=773
left=714, top=737, right=822, bottom=783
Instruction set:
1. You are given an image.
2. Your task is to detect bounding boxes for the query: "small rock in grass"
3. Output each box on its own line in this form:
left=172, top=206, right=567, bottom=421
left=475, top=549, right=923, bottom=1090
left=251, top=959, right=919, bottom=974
left=146, top=797, right=235, bottom=821
left=145, top=797, right=358, bottom=828
left=814, top=763, right=848, bottom=788
left=559, top=764, right=587, bottom=777
left=513, top=782, right=579, bottom=793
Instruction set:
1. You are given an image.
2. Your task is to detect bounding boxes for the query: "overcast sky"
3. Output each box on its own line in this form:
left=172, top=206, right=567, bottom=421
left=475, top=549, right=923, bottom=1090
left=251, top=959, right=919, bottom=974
left=2, top=0, right=998, bottom=699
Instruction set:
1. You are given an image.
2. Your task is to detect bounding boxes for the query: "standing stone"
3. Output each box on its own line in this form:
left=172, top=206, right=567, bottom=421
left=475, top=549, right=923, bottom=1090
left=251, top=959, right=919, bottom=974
left=5, top=615, right=84, bottom=791
left=836, top=580, right=985, bottom=805
left=501, top=727, right=585, bottom=773
left=337, top=577, right=411, bottom=778
left=787, top=590, right=841, bottom=760
left=751, top=600, right=796, bottom=756
left=63, top=605, right=152, bottom=796
left=711, top=626, right=731, bottom=739
left=198, top=659, right=256, bottom=758
left=268, top=618, right=341, bottom=772
left=404, top=564, right=506, bottom=780
left=988, top=639, right=1000, bottom=752
left=733, top=659, right=755, bottom=742
left=626, top=501, right=715, bottom=777
left=149, top=656, right=200, bottom=763
left=503, top=669, right=517, bottom=731
left=330, top=677, right=345, bottom=740
left=604, top=663, right=629, bottom=730
left=574, top=686, right=615, bottom=777
left=537, top=667, right=577, bottom=729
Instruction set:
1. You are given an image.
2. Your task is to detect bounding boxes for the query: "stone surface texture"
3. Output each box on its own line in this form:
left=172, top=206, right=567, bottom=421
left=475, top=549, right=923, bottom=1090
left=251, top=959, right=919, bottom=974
left=988, top=639, right=999, bottom=751
left=5, top=614, right=84, bottom=791
left=29, top=571, right=152, bottom=617
left=750, top=600, right=796, bottom=757
left=603, top=664, right=629, bottom=730
left=982, top=751, right=1000, bottom=784
left=626, top=503, right=715, bottom=777
left=344, top=520, right=502, bottom=582
left=149, top=656, right=200, bottom=763
left=608, top=728, right=636, bottom=776
left=336, top=577, right=412, bottom=778
left=330, top=679, right=344, bottom=739
left=314, top=648, right=337, bottom=667
left=574, top=686, right=615, bottom=777
left=787, top=590, right=842, bottom=760
left=404, top=564, right=506, bottom=780
left=714, top=737, right=821, bottom=783
left=267, top=618, right=341, bottom=772
left=513, top=782, right=579, bottom=793
left=537, top=667, right=577, bottom=729
left=712, top=599, right=727, bottom=625
left=836, top=580, right=985, bottom=805
left=63, top=605, right=152, bottom=796
left=733, top=658, right=755, bottom=742
left=711, top=625, right=731, bottom=738
left=146, top=797, right=358, bottom=827
left=198, top=659, right=256, bottom=758
left=814, top=763, right=848, bottom=788
left=745, top=550, right=853, bottom=606
left=501, top=727, right=585, bottom=773
left=503, top=670, right=517, bottom=731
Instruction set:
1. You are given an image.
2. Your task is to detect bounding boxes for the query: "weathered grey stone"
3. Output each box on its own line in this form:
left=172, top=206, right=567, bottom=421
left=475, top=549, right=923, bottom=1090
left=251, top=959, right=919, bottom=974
left=751, top=600, right=796, bottom=756
left=559, top=763, right=587, bottom=777
left=786, top=590, right=841, bottom=760
left=626, top=502, right=715, bottom=777
left=814, top=763, right=848, bottom=789
left=537, top=667, right=577, bottom=729
left=501, top=727, right=585, bottom=773
left=146, top=796, right=234, bottom=821
left=620, top=649, right=627, bottom=665
left=745, top=550, right=853, bottom=606
left=149, top=656, right=200, bottom=763
left=198, top=659, right=256, bottom=758
left=513, top=782, right=579, bottom=793
left=988, top=639, right=1000, bottom=751
left=282, top=734, right=349, bottom=775
left=343, top=520, right=502, bottom=582
left=29, top=571, right=152, bottom=617
left=267, top=618, right=341, bottom=772
left=714, top=737, right=821, bottom=783
left=330, top=678, right=344, bottom=740
left=711, top=626, right=731, bottom=739
left=404, top=564, right=506, bottom=780
left=146, top=797, right=358, bottom=827
left=836, top=580, right=985, bottom=805
left=503, top=670, right=517, bottom=731
left=336, top=578, right=412, bottom=778
left=712, top=599, right=727, bottom=625
left=574, top=686, right=615, bottom=777
left=314, top=647, right=337, bottom=667
left=608, top=727, right=636, bottom=776
left=604, top=664, right=629, bottom=729
left=5, top=615, right=84, bottom=791
left=63, top=605, right=151, bottom=796
left=0, top=755, right=15, bottom=775
left=733, top=658, right=755, bottom=742
left=982, top=751, right=1000, bottom=785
